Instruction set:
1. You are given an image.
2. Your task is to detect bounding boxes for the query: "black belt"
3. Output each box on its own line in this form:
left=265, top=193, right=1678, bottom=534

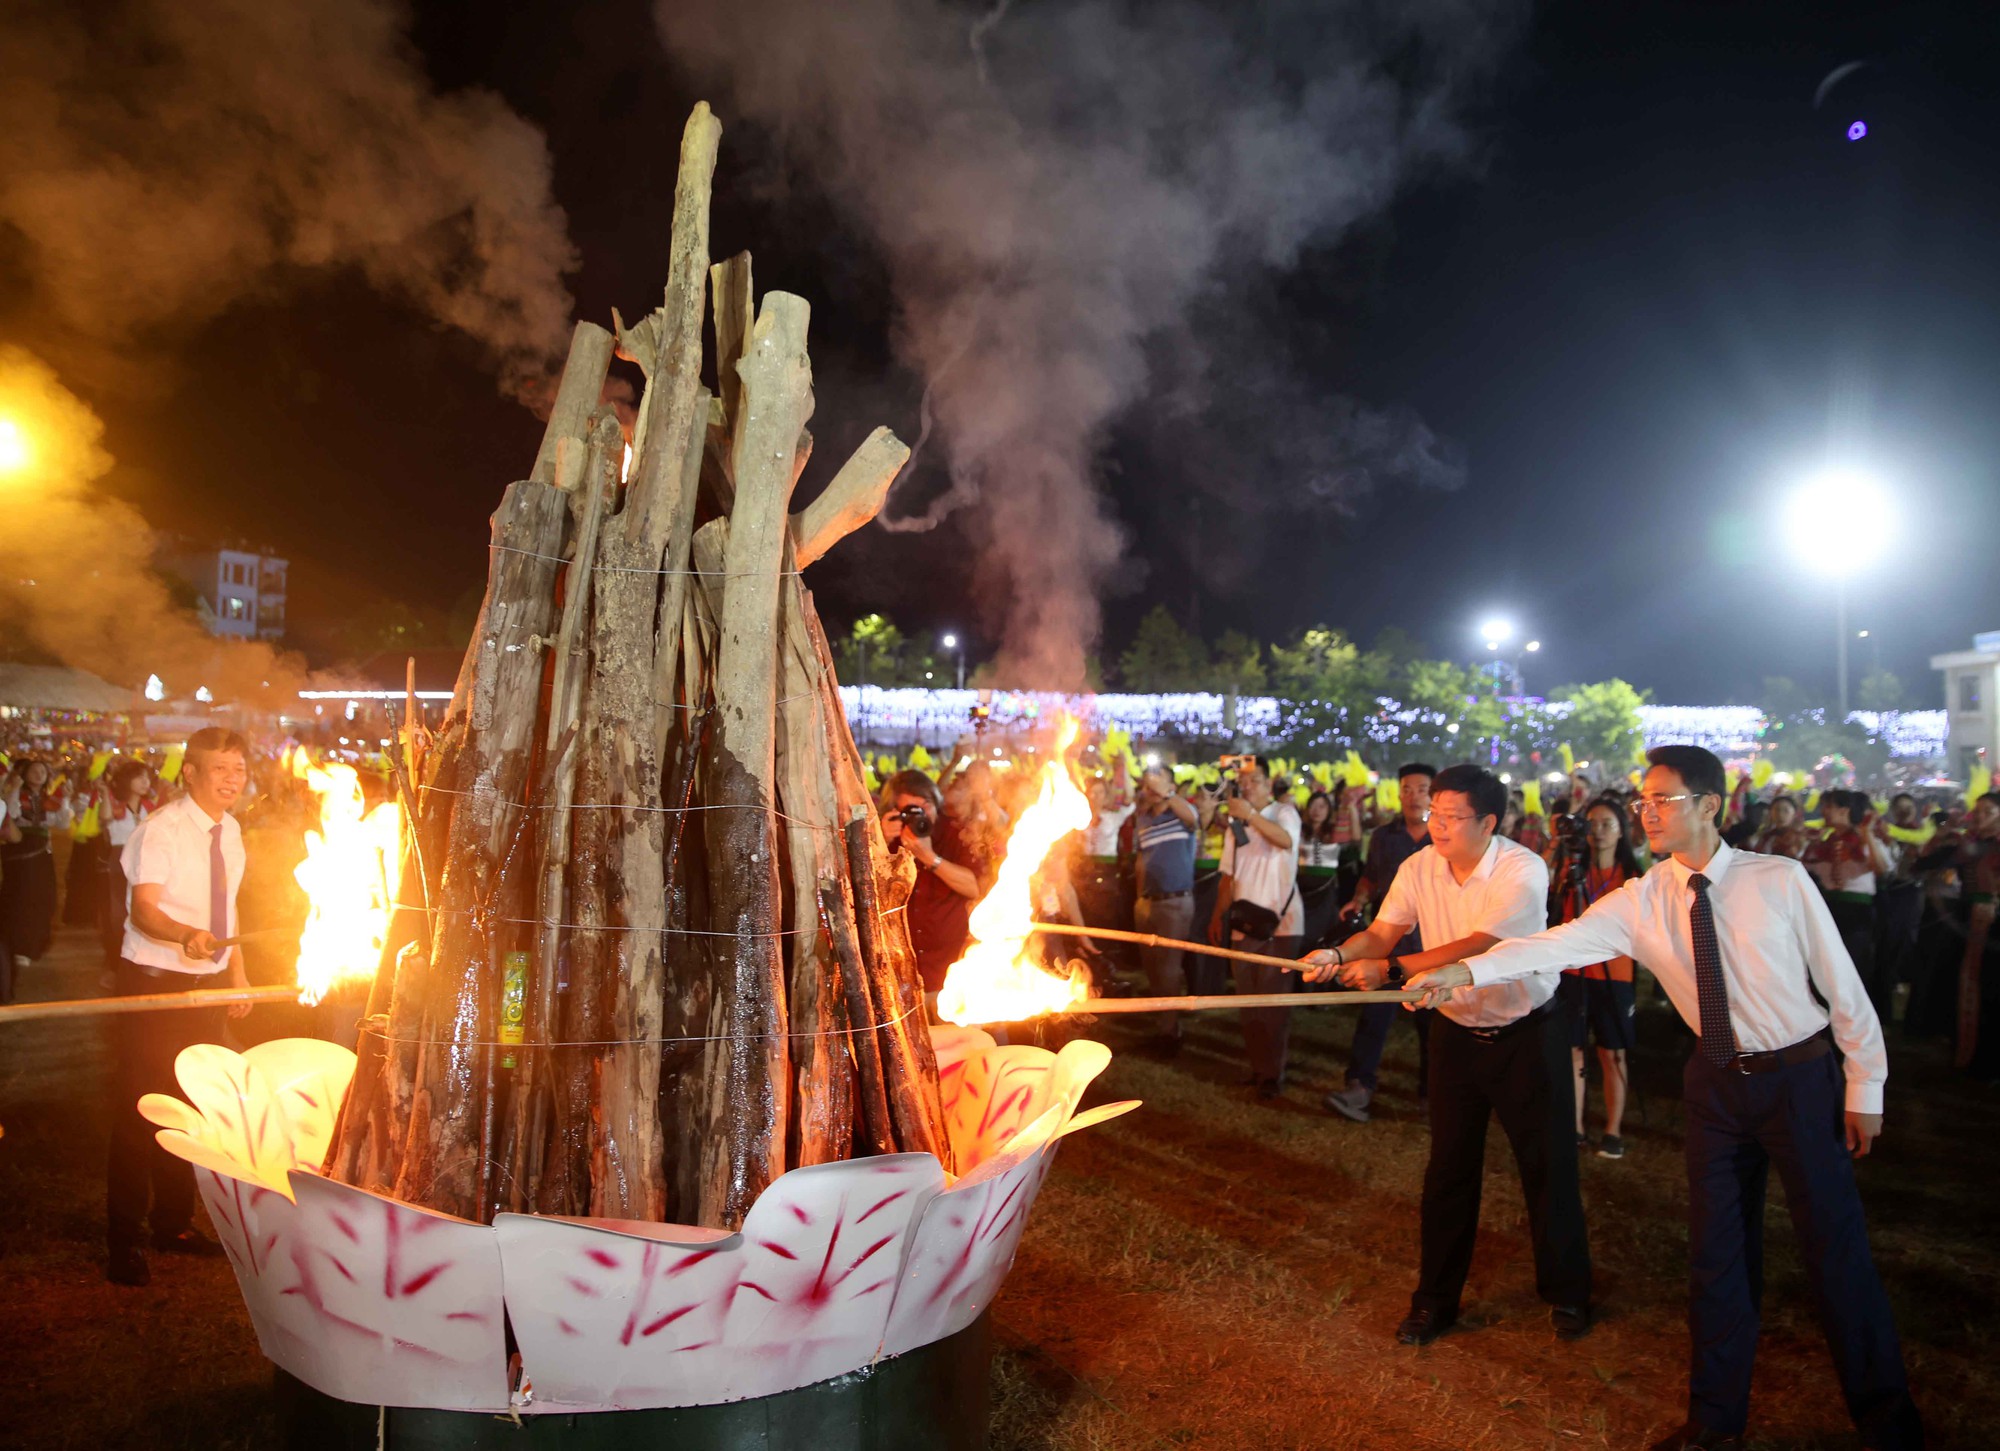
left=1140, top=889, right=1191, bottom=900
left=1452, top=997, right=1560, bottom=1043
left=1719, top=1028, right=1832, bottom=1076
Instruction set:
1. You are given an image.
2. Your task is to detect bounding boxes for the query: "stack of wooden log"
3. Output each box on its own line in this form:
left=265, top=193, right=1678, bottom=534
left=322, top=103, right=951, bottom=1230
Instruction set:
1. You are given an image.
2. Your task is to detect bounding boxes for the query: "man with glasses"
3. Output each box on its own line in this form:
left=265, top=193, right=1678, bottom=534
left=1298, top=763, right=1592, bottom=1347
left=1404, top=745, right=1919, bottom=1451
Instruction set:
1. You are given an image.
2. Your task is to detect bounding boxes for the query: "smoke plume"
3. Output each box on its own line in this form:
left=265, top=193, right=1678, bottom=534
left=0, top=347, right=306, bottom=704
left=659, top=0, right=1520, bottom=685
left=0, top=0, right=577, bottom=399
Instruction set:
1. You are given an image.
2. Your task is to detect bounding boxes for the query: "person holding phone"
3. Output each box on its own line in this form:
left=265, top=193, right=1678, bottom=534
left=1208, top=755, right=1302, bottom=1099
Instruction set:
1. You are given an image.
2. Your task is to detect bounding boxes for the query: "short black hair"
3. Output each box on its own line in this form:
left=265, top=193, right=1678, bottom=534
left=185, top=727, right=250, bottom=762
left=1430, top=764, right=1506, bottom=829
left=1397, top=761, right=1437, bottom=782
left=1644, top=744, right=1726, bottom=805
left=1890, top=792, right=1915, bottom=807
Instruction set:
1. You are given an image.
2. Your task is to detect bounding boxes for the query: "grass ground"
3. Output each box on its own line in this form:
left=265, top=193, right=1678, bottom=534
left=2, top=927, right=1994, bottom=1450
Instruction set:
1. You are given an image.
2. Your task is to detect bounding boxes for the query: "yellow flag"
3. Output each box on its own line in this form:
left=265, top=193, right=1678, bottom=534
left=88, top=751, right=112, bottom=781
left=1750, top=759, right=1774, bottom=790
left=1376, top=776, right=1401, bottom=813
left=1559, top=743, right=1576, bottom=774
left=1341, top=751, right=1371, bottom=789
left=72, top=802, right=102, bottom=840
left=162, top=745, right=185, bottom=783
left=908, top=743, right=935, bottom=773
left=1968, top=765, right=1993, bottom=807
left=1523, top=781, right=1543, bottom=818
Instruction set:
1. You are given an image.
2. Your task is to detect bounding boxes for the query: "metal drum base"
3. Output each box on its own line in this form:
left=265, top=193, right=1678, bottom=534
left=273, top=1314, right=990, bottom=1451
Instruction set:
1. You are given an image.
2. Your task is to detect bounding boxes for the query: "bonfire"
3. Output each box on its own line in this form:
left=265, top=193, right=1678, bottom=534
left=136, top=102, right=1135, bottom=1422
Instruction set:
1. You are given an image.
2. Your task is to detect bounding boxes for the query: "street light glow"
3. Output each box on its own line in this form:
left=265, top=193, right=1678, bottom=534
left=941, top=633, right=957, bottom=649
left=1525, top=640, right=1541, bottom=652
left=0, top=418, right=29, bottom=474
left=1478, top=616, right=1514, bottom=645
left=1785, top=467, right=1895, bottom=577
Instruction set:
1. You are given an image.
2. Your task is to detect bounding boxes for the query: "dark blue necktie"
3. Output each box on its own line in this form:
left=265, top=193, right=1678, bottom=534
left=1688, top=873, right=1737, bottom=1065
left=209, top=823, right=228, bottom=965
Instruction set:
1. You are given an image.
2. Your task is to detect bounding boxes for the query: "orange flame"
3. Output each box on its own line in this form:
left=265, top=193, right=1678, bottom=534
left=286, top=748, right=404, bottom=1006
left=937, top=713, right=1092, bottom=1024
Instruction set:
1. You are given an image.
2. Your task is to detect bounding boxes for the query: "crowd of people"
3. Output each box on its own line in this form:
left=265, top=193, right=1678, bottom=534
left=3, top=716, right=1980, bottom=1445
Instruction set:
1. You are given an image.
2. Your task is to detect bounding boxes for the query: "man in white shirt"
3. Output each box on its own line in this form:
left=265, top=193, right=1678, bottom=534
left=1405, top=746, right=1920, bottom=1451
left=105, top=729, right=254, bottom=1287
left=1208, top=756, right=1302, bottom=1098
left=1299, top=763, right=1592, bottom=1346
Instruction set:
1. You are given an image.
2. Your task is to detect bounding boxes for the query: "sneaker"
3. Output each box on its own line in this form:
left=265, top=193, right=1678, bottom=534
left=107, top=1246, right=151, bottom=1287
left=1321, top=1083, right=1373, bottom=1123
left=1597, top=1134, right=1626, bottom=1160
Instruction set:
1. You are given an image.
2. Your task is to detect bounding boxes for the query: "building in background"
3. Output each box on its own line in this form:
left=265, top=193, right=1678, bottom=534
left=161, top=545, right=288, bottom=641
left=1932, top=632, right=2000, bottom=779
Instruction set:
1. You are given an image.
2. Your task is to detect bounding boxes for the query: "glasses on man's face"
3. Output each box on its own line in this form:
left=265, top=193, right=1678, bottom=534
left=1635, top=793, right=1698, bottom=816
left=1428, top=810, right=1478, bottom=827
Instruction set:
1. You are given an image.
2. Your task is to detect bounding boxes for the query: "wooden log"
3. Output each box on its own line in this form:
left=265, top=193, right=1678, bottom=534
left=820, top=880, right=896, bottom=1155
left=710, top=252, right=754, bottom=436
left=791, top=427, right=911, bottom=568
left=774, top=540, right=854, bottom=1168
left=696, top=289, right=814, bottom=1228
left=499, top=425, right=613, bottom=1213
left=531, top=322, right=618, bottom=486
left=387, top=477, right=569, bottom=1219
left=801, top=601, right=951, bottom=1168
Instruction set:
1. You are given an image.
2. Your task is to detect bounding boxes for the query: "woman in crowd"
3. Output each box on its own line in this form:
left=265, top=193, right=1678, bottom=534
left=93, top=758, right=155, bottom=969
left=1553, top=797, right=1643, bottom=1158
left=1803, top=788, right=1896, bottom=1017
left=1, top=756, right=75, bottom=971
left=1297, top=790, right=1345, bottom=952
left=1751, top=794, right=1808, bottom=858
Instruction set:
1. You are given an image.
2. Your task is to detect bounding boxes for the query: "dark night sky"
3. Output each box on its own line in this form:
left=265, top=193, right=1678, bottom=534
left=83, top=0, right=2000, bottom=705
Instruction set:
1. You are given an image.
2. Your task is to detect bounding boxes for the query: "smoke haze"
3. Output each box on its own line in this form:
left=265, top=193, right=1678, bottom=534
left=659, top=0, right=1520, bottom=685
left=0, top=347, right=304, bottom=703
left=0, top=0, right=577, bottom=399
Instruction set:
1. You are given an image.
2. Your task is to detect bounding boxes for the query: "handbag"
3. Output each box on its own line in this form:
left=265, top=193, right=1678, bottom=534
left=1224, top=883, right=1297, bottom=943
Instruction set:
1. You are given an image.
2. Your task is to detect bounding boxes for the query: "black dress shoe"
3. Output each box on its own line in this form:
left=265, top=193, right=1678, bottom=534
left=153, top=1227, right=223, bottom=1257
left=1551, top=1303, right=1593, bottom=1341
left=1647, top=1423, right=1741, bottom=1451
left=1395, top=1308, right=1455, bottom=1346
left=1255, top=1078, right=1283, bottom=1100
left=107, top=1246, right=151, bottom=1287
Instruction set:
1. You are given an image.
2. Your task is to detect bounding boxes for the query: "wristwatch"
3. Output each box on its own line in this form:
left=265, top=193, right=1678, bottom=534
left=1385, top=957, right=1407, bottom=987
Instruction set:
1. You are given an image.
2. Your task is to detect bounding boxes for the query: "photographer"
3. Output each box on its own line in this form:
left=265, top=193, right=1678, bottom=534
left=1207, top=755, right=1302, bottom=1099
left=880, top=769, right=991, bottom=1004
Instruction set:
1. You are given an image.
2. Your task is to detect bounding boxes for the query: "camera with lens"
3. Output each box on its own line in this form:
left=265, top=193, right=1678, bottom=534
left=894, top=804, right=934, bottom=839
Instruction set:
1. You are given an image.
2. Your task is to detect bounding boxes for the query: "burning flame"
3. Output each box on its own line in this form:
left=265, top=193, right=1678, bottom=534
left=937, top=714, right=1092, bottom=1024
left=286, top=747, right=404, bottom=1006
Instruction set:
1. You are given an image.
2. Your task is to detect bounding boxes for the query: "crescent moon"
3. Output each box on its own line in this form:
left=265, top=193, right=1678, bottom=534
left=1813, top=60, right=1869, bottom=110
